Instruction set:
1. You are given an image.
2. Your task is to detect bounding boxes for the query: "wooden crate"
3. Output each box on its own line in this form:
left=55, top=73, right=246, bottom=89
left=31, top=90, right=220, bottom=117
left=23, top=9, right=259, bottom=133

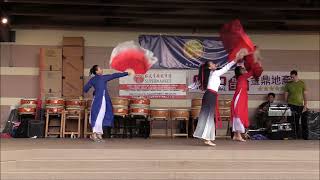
left=62, top=56, right=84, bottom=98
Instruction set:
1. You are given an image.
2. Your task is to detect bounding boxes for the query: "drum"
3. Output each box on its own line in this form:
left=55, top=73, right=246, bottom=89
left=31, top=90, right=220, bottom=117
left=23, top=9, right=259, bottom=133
left=112, top=97, right=129, bottom=106
left=65, top=99, right=86, bottom=107
left=113, top=105, right=129, bottom=116
left=20, top=98, right=37, bottom=105
left=46, top=97, right=64, bottom=106
left=220, top=108, right=231, bottom=116
left=130, top=97, right=150, bottom=106
left=130, top=105, right=149, bottom=116
left=65, top=107, right=81, bottom=116
left=150, top=109, right=170, bottom=119
left=191, top=98, right=202, bottom=107
left=224, top=99, right=232, bottom=106
left=46, top=105, right=64, bottom=113
left=191, top=107, right=201, bottom=119
left=219, top=99, right=232, bottom=107
left=171, top=109, right=190, bottom=120
left=18, top=105, right=36, bottom=115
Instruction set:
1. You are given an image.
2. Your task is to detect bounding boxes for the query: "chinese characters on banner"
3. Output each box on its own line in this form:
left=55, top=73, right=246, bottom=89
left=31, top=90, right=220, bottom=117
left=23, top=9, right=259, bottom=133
left=119, top=70, right=187, bottom=99
left=188, top=71, right=291, bottom=94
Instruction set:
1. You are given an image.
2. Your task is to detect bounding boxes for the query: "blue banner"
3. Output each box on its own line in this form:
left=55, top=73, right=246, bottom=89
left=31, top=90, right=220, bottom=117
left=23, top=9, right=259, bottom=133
left=139, top=35, right=228, bottom=69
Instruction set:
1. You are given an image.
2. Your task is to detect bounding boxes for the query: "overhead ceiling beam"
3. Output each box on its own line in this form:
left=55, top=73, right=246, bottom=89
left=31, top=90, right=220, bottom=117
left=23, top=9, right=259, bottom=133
left=7, top=7, right=320, bottom=15
left=11, top=20, right=320, bottom=32
left=4, top=0, right=319, bottom=10
left=11, top=15, right=319, bottom=27
left=8, top=11, right=319, bottom=21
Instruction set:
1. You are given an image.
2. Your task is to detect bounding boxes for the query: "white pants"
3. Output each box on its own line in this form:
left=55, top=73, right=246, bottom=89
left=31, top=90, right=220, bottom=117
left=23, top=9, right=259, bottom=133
left=193, top=111, right=216, bottom=141
left=193, top=90, right=217, bottom=141
left=232, top=89, right=245, bottom=133
left=92, top=95, right=106, bottom=135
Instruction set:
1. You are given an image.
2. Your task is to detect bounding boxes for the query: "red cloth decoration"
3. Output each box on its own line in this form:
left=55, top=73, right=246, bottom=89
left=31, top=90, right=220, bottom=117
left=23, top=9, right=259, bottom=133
left=219, top=19, right=255, bottom=61
left=220, top=19, right=263, bottom=78
left=252, top=62, right=263, bottom=78
left=244, top=54, right=263, bottom=79
left=244, top=54, right=254, bottom=71
left=110, top=49, right=150, bottom=74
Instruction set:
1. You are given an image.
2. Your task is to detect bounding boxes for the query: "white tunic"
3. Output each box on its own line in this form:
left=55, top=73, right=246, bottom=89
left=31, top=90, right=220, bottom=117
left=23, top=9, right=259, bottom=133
left=207, top=61, right=236, bottom=91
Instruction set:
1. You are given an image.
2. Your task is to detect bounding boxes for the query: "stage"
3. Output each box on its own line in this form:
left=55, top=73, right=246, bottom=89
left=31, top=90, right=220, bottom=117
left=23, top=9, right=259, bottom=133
left=1, top=138, right=319, bottom=180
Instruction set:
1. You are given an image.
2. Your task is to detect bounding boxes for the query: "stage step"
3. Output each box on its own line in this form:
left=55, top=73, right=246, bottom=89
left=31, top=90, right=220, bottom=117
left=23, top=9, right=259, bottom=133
left=1, top=139, right=319, bottom=180
left=2, top=149, right=319, bottom=180
left=2, top=159, right=318, bottom=172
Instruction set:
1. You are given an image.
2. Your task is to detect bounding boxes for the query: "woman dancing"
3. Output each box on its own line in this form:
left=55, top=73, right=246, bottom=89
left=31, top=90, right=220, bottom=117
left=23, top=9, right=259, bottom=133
left=84, top=65, right=134, bottom=142
left=193, top=55, right=243, bottom=146
left=231, top=60, right=261, bottom=142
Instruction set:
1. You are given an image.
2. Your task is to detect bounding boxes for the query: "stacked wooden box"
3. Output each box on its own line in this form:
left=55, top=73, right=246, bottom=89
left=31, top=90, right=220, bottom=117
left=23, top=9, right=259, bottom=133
left=62, top=37, right=84, bottom=98
left=62, top=37, right=85, bottom=137
left=39, top=48, right=62, bottom=98
left=39, top=48, right=63, bottom=137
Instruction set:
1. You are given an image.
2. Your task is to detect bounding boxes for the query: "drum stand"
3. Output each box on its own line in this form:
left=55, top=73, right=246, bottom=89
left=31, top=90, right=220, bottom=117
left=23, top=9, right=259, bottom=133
left=217, top=99, right=232, bottom=138
left=171, top=117, right=189, bottom=138
left=150, top=117, right=170, bottom=138
left=63, top=110, right=81, bottom=138
left=190, top=117, right=198, bottom=137
left=126, top=115, right=149, bottom=138
left=83, top=109, right=92, bottom=138
left=108, top=114, right=127, bottom=138
left=45, top=110, right=64, bottom=138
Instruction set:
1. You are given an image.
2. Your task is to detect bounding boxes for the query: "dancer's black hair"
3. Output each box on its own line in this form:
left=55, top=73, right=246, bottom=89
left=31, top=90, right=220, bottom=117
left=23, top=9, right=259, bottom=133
left=198, top=61, right=213, bottom=90
left=89, top=65, right=99, bottom=76
left=234, top=66, right=243, bottom=79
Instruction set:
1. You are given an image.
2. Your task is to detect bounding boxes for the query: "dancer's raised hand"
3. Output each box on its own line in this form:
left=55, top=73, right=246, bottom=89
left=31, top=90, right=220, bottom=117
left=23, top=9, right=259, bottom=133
left=235, top=48, right=249, bottom=61
left=125, top=68, right=135, bottom=76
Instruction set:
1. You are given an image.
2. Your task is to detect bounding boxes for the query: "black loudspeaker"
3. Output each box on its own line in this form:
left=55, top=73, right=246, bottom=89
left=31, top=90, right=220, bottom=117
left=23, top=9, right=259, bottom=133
left=302, top=111, right=320, bottom=140
left=28, top=120, right=45, bottom=138
left=0, top=25, right=15, bottom=42
left=9, top=30, right=15, bottom=42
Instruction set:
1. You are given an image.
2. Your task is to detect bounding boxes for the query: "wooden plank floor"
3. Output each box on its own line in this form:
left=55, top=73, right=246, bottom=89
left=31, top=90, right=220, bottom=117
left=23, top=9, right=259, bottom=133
left=1, top=138, right=319, bottom=180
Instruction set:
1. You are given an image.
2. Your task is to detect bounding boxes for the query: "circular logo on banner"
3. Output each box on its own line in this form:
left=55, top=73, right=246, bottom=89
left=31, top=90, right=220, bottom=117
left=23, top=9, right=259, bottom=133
left=183, top=40, right=204, bottom=59
left=134, top=75, right=145, bottom=84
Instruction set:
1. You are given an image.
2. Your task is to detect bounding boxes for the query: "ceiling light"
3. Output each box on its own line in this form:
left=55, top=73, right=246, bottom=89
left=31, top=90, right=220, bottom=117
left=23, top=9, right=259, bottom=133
left=1, top=17, right=8, bottom=24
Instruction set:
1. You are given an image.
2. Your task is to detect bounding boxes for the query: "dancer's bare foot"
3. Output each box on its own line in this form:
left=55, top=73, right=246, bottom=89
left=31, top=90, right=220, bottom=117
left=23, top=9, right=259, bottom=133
left=233, top=137, right=246, bottom=142
left=233, top=133, right=239, bottom=141
left=232, top=133, right=246, bottom=142
left=90, top=133, right=100, bottom=142
left=204, top=140, right=216, bottom=147
left=97, top=134, right=105, bottom=142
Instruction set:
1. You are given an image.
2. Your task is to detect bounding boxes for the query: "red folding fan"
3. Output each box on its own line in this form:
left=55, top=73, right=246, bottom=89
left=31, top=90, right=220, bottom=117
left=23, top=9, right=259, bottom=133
left=110, top=41, right=157, bottom=74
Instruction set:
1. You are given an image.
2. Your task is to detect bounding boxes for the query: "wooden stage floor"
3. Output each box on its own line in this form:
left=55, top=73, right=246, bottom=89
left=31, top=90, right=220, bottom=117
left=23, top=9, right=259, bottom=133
left=1, top=138, right=319, bottom=180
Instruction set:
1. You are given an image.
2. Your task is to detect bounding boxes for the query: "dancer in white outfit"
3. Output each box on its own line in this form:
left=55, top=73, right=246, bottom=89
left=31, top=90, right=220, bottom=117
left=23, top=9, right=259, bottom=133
left=193, top=57, right=241, bottom=146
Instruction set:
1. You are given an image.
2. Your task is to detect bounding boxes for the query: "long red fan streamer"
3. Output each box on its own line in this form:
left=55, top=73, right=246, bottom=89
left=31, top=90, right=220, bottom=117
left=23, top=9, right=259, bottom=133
left=219, top=19, right=255, bottom=61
